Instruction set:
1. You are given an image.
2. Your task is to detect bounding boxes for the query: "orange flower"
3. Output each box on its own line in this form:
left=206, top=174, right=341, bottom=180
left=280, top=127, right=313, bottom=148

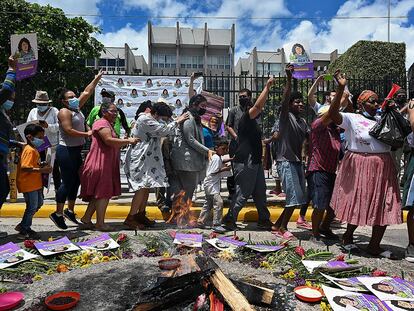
left=56, top=264, right=69, bottom=273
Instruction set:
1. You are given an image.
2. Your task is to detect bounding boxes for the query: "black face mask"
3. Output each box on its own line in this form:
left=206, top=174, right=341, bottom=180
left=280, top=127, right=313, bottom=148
left=395, top=97, right=406, bottom=106
left=239, top=97, right=251, bottom=108
left=198, top=108, right=206, bottom=116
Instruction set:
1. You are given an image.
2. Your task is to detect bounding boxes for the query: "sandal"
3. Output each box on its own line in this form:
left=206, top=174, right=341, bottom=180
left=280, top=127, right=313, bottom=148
left=340, top=243, right=360, bottom=253
left=79, top=219, right=95, bottom=230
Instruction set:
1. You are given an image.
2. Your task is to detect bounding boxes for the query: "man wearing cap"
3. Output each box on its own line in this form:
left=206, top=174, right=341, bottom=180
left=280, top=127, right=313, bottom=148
left=86, top=90, right=130, bottom=138
left=27, top=91, right=61, bottom=191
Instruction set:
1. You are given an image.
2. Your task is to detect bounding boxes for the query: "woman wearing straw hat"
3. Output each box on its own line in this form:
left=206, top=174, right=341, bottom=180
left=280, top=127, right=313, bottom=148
left=27, top=91, right=61, bottom=191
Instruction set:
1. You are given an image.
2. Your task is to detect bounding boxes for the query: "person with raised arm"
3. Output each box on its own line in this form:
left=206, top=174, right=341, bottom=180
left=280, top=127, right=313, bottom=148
left=50, top=70, right=104, bottom=230
left=271, top=64, right=309, bottom=240
left=328, top=70, right=401, bottom=259
left=220, top=77, right=274, bottom=232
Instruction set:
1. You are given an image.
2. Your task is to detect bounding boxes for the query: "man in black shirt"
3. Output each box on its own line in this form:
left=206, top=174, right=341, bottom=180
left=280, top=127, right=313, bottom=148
left=220, top=78, right=274, bottom=231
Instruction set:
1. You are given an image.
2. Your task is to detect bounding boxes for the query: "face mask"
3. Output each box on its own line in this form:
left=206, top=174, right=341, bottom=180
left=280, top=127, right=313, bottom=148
left=198, top=108, right=206, bottom=116
left=395, top=97, right=406, bottom=106
left=102, top=97, right=112, bottom=104
left=68, top=98, right=80, bottom=110
left=37, top=105, right=49, bottom=112
left=2, top=100, right=14, bottom=111
left=32, top=137, right=44, bottom=148
left=239, top=97, right=250, bottom=108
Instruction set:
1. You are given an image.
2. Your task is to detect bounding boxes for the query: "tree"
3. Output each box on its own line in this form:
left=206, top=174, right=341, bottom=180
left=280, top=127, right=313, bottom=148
left=0, top=0, right=104, bottom=72
left=328, top=40, right=406, bottom=80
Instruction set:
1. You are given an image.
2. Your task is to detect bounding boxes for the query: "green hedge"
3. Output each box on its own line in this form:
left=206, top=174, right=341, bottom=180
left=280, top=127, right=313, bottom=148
left=328, top=40, right=406, bottom=79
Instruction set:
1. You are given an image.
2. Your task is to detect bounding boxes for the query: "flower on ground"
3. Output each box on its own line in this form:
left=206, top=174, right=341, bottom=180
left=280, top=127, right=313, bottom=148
left=295, top=246, right=305, bottom=258
left=335, top=254, right=345, bottom=261
left=372, top=269, right=387, bottom=277
left=259, top=261, right=272, bottom=269
left=162, top=252, right=171, bottom=258
left=48, top=237, right=54, bottom=242
left=24, top=239, right=36, bottom=249
left=217, top=250, right=235, bottom=261
left=92, top=256, right=101, bottom=264
left=46, top=269, right=54, bottom=275
left=56, top=264, right=69, bottom=273
left=320, top=301, right=333, bottom=311
left=32, top=275, right=43, bottom=281
left=101, top=256, right=110, bottom=262
left=117, top=233, right=127, bottom=243
left=282, top=269, right=297, bottom=279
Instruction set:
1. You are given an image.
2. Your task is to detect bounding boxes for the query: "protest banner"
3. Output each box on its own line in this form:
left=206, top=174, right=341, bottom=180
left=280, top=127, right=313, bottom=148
left=95, top=75, right=203, bottom=122
left=11, top=33, right=38, bottom=81
left=320, top=273, right=369, bottom=292
left=359, top=277, right=414, bottom=302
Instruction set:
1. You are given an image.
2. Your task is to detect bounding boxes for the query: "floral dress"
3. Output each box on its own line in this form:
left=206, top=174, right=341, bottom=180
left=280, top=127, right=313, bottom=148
left=124, top=113, right=178, bottom=191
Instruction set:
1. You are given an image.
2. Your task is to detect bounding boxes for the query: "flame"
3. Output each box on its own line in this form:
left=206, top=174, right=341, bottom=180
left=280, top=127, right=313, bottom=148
left=166, top=191, right=197, bottom=228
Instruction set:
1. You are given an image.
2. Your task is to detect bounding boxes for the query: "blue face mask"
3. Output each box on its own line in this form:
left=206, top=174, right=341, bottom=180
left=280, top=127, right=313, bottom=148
left=68, top=98, right=80, bottom=110
left=32, top=137, right=44, bottom=148
left=37, top=105, right=49, bottom=112
left=2, top=100, right=14, bottom=111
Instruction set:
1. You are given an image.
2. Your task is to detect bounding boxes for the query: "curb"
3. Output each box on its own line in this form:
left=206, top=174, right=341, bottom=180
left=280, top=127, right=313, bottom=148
left=0, top=203, right=409, bottom=223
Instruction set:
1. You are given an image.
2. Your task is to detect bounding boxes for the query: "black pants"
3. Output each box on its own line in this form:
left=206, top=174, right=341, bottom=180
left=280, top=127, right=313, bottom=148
left=0, top=160, right=10, bottom=209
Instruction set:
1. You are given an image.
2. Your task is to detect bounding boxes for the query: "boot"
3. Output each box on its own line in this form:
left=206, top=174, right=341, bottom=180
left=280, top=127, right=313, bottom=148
left=124, top=214, right=144, bottom=230
left=136, top=211, right=155, bottom=227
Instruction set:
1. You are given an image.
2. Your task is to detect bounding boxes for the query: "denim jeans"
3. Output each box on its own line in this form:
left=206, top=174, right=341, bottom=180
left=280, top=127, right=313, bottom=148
left=21, top=190, right=43, bottom=231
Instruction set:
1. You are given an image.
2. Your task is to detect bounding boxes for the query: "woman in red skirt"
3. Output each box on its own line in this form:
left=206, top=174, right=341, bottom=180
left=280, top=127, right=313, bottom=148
left=328, top=71, right=402, bottom=259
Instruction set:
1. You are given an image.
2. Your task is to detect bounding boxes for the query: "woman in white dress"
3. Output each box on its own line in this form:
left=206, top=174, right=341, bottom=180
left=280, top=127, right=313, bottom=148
left=124, top=102, right=189, bottom=230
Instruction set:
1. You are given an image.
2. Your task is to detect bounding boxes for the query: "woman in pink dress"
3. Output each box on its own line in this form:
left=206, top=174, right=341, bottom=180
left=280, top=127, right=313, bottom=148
left=80, top=102, right=138, bottom=231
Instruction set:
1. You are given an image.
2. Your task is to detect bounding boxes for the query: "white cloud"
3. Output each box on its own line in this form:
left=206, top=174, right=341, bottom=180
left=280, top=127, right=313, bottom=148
left=95, top=24, right=148, bottom=59
left=27, top=0, right=102, bottom=25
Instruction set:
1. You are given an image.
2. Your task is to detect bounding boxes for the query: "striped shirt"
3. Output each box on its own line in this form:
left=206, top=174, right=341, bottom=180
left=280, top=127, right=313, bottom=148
left=307, top=118, right=341, bottom=174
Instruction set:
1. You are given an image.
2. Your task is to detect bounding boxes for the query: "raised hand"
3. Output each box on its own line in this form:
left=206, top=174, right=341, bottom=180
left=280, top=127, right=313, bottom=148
left=285, top=64, right=294, bottom=79
left=334, top=70, right=347, bottom=86
left=266, top=76, right=275, bottom=89
left=8, top=55, right=17, bottom=71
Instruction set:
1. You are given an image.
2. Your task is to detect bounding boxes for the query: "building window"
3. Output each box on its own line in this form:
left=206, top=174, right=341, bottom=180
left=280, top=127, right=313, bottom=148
left=256, top=62, right=282, bottom=75
left=85, top=59, right=95, bottom=67
left=152, top=54, right=176, bottom=69
left=208, top=55, right=230, bottom=70
left=99, top=59, right=107, bottom=67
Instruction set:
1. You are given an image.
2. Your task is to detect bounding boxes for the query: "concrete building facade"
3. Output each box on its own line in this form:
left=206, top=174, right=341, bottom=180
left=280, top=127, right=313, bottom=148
left=85, top=44, right=148, bottom=75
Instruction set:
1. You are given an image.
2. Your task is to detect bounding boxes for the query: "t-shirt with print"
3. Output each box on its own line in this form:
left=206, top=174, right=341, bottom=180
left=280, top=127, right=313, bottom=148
left=276, top=112, right=309, bottom=162
left=17, top=145, right=42, bottom=193
left=203, top=154, right=224, bottom=195
left=339, top=112, right=391, bottom=153
left=234, top=112, right=262, bottom=164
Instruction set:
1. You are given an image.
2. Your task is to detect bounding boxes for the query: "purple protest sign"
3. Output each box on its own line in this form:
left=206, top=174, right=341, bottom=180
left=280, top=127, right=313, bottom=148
left=77, top=233, right=119, bottom=251
left=219, top=236, right=247, bottom=247
left=35, top=236, right=79, bottom=256
left=292, top=63, right=314, bottom=79
left=11, top=33, right=38, bottom=81
left=0, top=242, right=38, bottom=269
left=326, top=261, right=350, bottom=268
left=173, top=233, right=203, bottom=248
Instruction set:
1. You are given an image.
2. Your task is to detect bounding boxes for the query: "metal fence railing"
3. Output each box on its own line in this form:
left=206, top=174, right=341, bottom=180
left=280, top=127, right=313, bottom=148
left=6, top=70, right=410, bottom=138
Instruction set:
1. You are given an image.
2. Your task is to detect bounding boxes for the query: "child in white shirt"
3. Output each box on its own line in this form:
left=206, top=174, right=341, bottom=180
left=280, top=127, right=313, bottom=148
left=197, top=140, right=231, bottom=231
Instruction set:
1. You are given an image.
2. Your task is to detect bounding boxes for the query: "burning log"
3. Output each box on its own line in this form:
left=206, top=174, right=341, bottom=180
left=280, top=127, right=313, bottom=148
left=133, top=255, right=259, bottom=311
left=166, top=191, right=197, bottom=227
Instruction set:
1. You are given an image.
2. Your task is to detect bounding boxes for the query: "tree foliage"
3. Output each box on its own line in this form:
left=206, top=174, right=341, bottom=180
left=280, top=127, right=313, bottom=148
left=328, top=40, right=406, bottom=80
left=0, top=0, right=104, bottom=73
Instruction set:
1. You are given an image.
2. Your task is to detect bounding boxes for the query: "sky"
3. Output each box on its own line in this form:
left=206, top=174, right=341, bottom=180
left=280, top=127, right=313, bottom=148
left=28, top=0, right=414, bottom=68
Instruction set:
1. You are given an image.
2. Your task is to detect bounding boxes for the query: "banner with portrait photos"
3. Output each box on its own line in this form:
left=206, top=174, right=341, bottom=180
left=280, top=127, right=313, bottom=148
left=95, top=75, right=203, bottom=121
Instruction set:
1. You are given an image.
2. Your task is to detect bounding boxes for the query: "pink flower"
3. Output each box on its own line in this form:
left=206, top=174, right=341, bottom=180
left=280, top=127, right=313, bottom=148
left=117, top=233, right=127, bottom=243
left=336, top=254, right=345, bottom=261
left=372, top=269, right=387, bottom=277
left=209, top=232, right=218, bottom=239
left=295, top=246, right=305, bottom=258
left=24, top=240, right=36, bottom=249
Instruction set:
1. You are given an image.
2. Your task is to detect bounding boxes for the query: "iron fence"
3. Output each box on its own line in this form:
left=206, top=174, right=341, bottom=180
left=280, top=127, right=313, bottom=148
left=5, top=70, right=410, bottom=138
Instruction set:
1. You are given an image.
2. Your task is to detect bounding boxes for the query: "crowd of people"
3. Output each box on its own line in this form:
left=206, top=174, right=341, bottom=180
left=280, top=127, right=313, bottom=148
left=1, top=55, right=414, bottom=262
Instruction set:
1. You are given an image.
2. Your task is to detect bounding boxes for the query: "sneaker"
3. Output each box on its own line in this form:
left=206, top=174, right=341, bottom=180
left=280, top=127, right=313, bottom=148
left=257, top=220, right=273, bottom=230
left=50, top=212, right=68, bottom=230
left=14, top=224, right=22, bottom=233
left=296, top=219, right=312, bottom=230
left=405, top=244, right=414, bottom=263
left=223, top=221, right=238, bottom=231
left=27, top=229, right=40, bottom=240
left=0, top=232, right=7, bottom=238
left=213, top=226, right=228, bottom=234
left=63, top=209, right=79, bottom=225
left=197, top=222, right=206, bottom=229
left=319, top=228, right=340, bottom=241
